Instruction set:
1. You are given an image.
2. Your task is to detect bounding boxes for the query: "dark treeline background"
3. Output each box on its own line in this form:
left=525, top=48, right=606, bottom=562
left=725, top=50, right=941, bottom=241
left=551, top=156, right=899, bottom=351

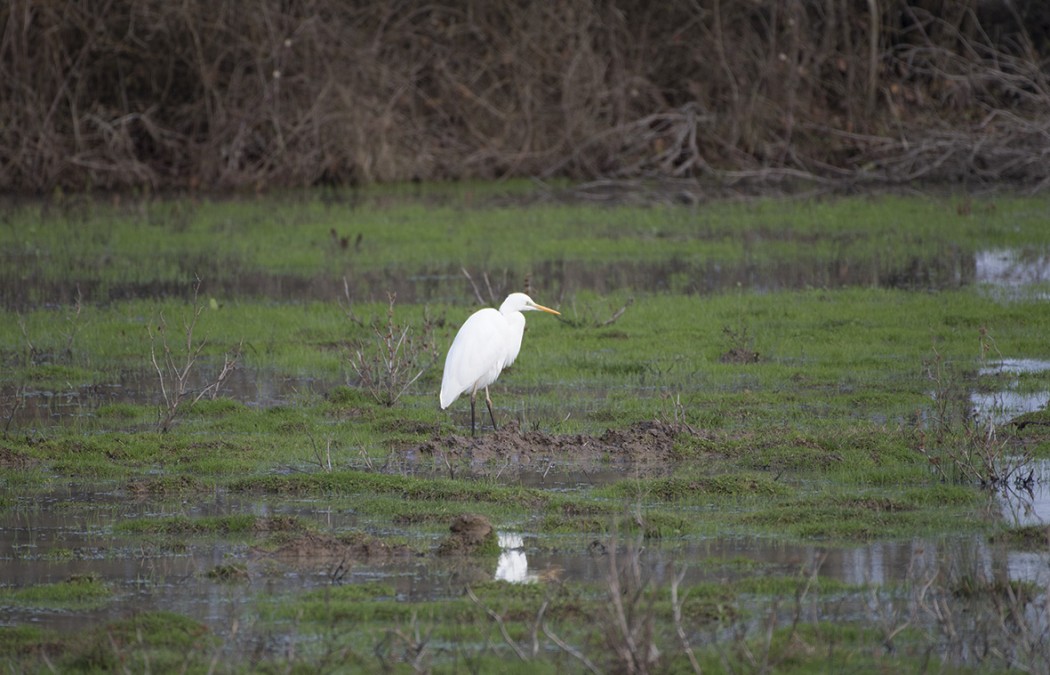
left=1, top=0, right=1048, bottom=193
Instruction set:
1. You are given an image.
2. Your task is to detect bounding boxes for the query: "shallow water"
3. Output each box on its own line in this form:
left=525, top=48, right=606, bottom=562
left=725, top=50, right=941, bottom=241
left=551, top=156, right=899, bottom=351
left=999, top=459, right=1050, bottom=527
left=3, top=367, right=316, bottom=430
left=5, top=244, right=1033, bottom=312
left=975, top=249, right=1050, bottom=287
left=972, top=390, right=1050, bottom=425
left=3, top=470, right=1048, bottom=643
left=972, top=358, right=1050, bottom=425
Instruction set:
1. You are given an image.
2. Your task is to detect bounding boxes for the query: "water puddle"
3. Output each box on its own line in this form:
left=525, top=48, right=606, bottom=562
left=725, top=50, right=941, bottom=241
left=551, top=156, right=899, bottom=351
left=11, top=246, right=1048, bottom=314
left=3, top=368, right=320, bottom=430
left=2, top=467, right=1048, bottom=673
left=4, top=487, right=1042, bottom=605
left=980, top=358, right=1050, bottom=376
left=976, top=248, right=1050, bottom=303
left=971, top=390, right=1049, bottom=425
left=999, top=459, right=1050, bottom=527
left=976, top=249, right=1050, bottom=287
left=972, top=358, right=1050, bottom=425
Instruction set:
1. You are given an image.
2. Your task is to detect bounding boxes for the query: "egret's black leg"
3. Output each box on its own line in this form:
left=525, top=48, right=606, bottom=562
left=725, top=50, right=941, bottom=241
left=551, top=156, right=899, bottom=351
left=469, top=390, right=477, bottom=437
left=484, top=387, right=499, bottom=432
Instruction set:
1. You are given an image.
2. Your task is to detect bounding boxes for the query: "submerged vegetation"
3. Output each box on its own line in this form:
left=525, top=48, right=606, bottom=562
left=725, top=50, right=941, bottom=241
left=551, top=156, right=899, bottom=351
left=1, top=189, right=1049, bottom=671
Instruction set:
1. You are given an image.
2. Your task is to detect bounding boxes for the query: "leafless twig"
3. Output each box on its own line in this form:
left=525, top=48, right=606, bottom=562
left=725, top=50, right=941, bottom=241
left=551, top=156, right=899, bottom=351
left=348, top=293, right=432, bottom=406
left=461, top=267, right=486, bottom=306
left=148, top=278, right=242, bottom=431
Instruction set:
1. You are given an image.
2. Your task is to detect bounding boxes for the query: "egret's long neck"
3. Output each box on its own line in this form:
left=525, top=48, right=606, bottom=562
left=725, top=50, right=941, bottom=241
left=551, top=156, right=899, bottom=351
left=503, top=310, right=527, bottom=366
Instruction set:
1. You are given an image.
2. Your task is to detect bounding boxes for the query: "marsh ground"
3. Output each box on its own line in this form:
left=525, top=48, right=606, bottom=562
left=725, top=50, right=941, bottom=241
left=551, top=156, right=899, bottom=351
left=1, top=186, right=1050, bottom=672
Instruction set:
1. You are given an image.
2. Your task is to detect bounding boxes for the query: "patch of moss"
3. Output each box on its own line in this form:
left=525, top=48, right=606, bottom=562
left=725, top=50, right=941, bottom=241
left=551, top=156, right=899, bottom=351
left=96, top=402, right=146, bottom=419
left=205, top=563, right=250, bottom=582
left=0, top=625, right=59, bottom=658
left=187, top=397, right=246, bottom=416
left=991, top=524, right=1050, bottom=551
left=229, top=470, right=549, bottom=509
left=127, top=474, right=212, bottom=495
left=0, top=575, right=111, bottom=609
left=600, top=472, right=789, bottom=502
left=743, top=487, right=985, bottom=541
left=60, top=611, right=214, bottom=673
left=116, top=514, right=309, bottom=537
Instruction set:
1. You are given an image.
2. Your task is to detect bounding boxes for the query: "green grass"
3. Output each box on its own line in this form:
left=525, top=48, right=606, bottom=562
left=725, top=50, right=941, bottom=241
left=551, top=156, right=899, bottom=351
left=1, top=188, right=1048, bottom=673
left=0, top=575, right=111, bottom=609
left=5, top=286, right=1047, bottom=437
left=114, top=513, right=310, bottom=537
left=4, top=193, right=1047, bottom=300
left=743, top=486, right=986, bottom=540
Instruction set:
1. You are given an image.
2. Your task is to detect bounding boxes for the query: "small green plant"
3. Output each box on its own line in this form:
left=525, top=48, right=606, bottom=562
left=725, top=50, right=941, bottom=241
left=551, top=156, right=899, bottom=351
left=0, top=574, right=111, bottom=608
left=348, top=293, right=434, bottom=406
left=206, top=563, right=250, bottom=582
left=720, top=323, right=760, bottom=363
left=719, top=283, right=760, bottom=364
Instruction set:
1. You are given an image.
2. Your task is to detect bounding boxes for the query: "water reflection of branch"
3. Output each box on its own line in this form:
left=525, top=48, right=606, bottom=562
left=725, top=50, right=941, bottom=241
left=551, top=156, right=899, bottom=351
left=670, top=567, right=702, bottom=674
left=542, top=622, right=602, bottom=675
left=997, top=480, right=1037, bottom=527
left=376, top=612, right=432, bottom=674
left=0, top=385, right=26, bottom=439
left=467, top=586, right=543, bottom=662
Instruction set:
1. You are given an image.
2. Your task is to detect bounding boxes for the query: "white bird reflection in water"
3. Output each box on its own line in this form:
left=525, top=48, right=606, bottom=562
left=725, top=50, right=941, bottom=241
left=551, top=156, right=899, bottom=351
left=494, top=533, right=534, bottom=583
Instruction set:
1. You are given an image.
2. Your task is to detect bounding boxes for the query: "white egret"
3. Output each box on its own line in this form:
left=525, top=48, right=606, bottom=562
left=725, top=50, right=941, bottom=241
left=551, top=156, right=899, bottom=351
left=439, top=293, right=561, bottom=435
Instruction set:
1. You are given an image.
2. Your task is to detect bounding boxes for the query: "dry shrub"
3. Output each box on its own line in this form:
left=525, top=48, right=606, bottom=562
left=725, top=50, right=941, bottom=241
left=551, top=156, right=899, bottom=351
left=1, top=1, right=1048, bottom=192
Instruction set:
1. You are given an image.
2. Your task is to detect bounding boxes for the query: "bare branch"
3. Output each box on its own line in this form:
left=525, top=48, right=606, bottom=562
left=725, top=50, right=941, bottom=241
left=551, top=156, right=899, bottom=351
left=466, top=587, right=529, bottom=662
left=460, top=267, right=486, bottom=306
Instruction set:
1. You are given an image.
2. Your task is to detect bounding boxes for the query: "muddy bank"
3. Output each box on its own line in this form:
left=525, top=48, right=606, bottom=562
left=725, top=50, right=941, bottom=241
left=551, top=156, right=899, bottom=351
left=410, top=420, right=705, bottom=474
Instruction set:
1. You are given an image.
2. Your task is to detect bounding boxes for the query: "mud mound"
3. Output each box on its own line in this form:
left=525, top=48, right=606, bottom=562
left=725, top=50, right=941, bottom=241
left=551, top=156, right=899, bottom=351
left=436, top=514, right=497, bottom=556
left=413, top=420, right=695, bottom=469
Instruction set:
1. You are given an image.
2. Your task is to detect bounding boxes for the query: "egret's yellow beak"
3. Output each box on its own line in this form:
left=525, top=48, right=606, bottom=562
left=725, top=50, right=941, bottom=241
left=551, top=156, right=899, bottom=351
left=531, top=302, right=560, bottom=315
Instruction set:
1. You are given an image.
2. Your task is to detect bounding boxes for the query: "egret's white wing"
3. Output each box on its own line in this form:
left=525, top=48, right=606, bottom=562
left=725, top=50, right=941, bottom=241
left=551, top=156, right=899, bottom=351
left=439, top=308, right=511, bottom=408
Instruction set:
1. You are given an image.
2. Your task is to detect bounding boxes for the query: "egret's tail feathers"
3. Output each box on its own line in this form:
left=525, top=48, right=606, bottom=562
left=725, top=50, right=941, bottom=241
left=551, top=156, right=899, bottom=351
left=439, top=383, right=459, bottom=410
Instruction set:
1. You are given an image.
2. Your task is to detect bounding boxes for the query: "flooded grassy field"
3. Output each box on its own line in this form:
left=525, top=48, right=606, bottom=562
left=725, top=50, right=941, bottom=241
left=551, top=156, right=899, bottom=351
left=1, top=186, right=1050, bottom=672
